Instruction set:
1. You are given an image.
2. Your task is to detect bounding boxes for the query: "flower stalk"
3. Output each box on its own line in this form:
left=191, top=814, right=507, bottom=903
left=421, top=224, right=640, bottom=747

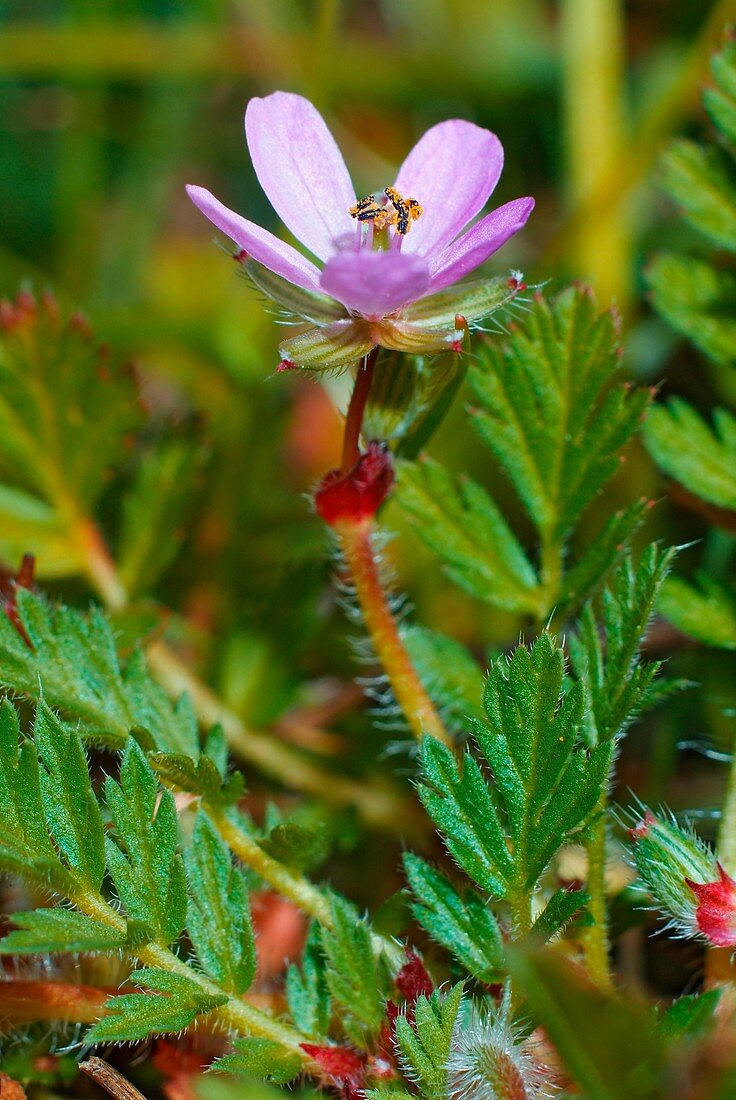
left=335, top=515, right=451, bottom=746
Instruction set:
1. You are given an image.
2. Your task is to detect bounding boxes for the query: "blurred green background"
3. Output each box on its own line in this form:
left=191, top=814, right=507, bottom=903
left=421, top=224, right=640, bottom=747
left=0, top=0, right=734, bottom=812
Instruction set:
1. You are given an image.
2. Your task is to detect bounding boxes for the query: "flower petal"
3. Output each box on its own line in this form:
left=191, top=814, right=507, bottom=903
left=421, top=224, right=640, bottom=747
left=428, top=197, right=535, bottom=293
left=279, top=319, right=374, bottom=371
left=186, top=185, right=323, bottom=293
left=245, top=92, right=356, bottom=263
left=320, top=251, right=431, bottom=319
left=393, top=120, right=504, bottom=258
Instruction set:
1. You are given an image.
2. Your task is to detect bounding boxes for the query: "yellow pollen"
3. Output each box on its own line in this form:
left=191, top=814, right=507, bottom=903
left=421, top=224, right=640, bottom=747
left=349, top=187, right=423, bottom=235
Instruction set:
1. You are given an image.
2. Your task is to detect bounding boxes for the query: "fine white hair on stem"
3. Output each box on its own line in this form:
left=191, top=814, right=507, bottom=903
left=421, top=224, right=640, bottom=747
left=446, top=997, right=558, bottom=1100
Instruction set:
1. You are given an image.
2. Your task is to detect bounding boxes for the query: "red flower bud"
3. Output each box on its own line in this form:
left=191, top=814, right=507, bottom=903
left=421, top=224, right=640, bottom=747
left=395, top=951, right=434, bottom=1004
left=314, top=441, right=394, bottom=526
left=686, top=863, right=736, bottom=948
left=300, top=1044, right=365, bottom=1086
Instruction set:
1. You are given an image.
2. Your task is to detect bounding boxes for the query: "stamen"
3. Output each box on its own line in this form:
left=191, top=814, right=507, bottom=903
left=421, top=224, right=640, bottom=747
left=349, top=187, right=423, bottom=236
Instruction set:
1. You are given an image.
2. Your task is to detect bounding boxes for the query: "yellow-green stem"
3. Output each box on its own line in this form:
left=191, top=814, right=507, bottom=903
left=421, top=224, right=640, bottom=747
left=561, top=0, right=628, bottom=308
left=336, top=517, right=451, bottom=746
left=582, top=808, right=613, bottom=988
left=75, top=890, right=310, bottom=1055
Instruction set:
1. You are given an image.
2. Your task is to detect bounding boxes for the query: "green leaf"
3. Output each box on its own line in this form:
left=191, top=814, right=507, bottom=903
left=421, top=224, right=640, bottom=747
left=661, top=138, right=736, bottom=253
left=149, top=750, right=243, bottom=807
left=507, top=947, right=665, bottom=1100
left=397, top=288, right=648, bottom=617
left=185, top=810, right=256, bottom=995
left=0, top=294, right=138, bottom=574
left=35, top=704, right=106, bottom=892
left=705, top=39, right=736, bottom=147
left=397, top=457, right=540, bottom=614
left=321, top=896, right=388, bottom=1046
left=0, top=908, right=125, bottom=954
left=469, top=287, right=649, bottom=543
left=0, top=698, right=67, bottom=889
left=86, top=968, right=226, bottom=1042
left=658, top=574, right=736, bottom=650
left=569, top=547, right=676, bottom=745
left=261, top=821, right=329, bottom=873
left=105, top=740, right=187, bottom=945
left=530, top=889, right=590, bottom=945
left=399, top=625, right=484, bottom=732
left=644, top=400, right=736, bottom=510
left=420, top=634, right=612, bottom=899
left=117, top=437, right=206, bottom=597
left=658, top=990, right=722, bottom=1043
left=647, top=252, right=736, bottom=368
left=286, top=925, right=331, bottom=1039
left=403, top=854, right=504, bottom=982
left=213, top=1038, right=303, bottom=1085
left=394, top=984, right=463, bottom=1100
left=0, top=587, right=200, bottom=755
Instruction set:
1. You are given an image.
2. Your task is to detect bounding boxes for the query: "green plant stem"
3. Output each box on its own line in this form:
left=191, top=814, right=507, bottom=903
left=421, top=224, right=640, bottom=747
left=75, top=890, right=310, bottom=1055
left=582, top=807, right=613, bottom=989
left=211, top=809, right=333, bottom=927
left=335, top=516, right=451, bottom=746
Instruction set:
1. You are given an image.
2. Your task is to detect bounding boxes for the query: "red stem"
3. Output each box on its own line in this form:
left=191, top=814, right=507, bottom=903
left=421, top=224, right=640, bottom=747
left=340, top=348, right=378, bottom=474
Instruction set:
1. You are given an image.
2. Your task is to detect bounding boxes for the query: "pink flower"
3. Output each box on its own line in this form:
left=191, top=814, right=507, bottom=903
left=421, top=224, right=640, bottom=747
left=187, top=92, right=533, bottom=371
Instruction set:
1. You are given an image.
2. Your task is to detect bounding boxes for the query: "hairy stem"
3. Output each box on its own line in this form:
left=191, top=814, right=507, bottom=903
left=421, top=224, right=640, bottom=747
left=76, top=890, right=310, bottom=1055
left=582, top=808, right=613, bottom=988
left=336, top=517, right=451, bottom=745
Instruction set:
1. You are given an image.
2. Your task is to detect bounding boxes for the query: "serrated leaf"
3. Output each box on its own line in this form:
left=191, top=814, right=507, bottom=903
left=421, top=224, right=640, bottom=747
left=105, top=740, right=187, bottom=945
left=403, top=854, right=503, bottom=982
left=397, top=457, right=540, bottom=614
left=117, top=437, right=205, bottom=596
left=658, top=574, right=736, bottom=650
left=647, top=252, right=736, bottom=368
left=35, top=704, right=106, bottom=892
left=558, top=500, right=647, bottom=611
left=0, top=699, right=67, bottom=890
left=261, top=821, right=329, bottom=873
left=86, top=968, right=226, bottom=1042
left=661, top=138, right=736, bottom=252
left=394, top=984, right=463, bottom=1100
left=0, top=908, right=125, bottom=954
left=530, top=889, right=590, bottom=945
left=149, top=750, right=243, bottom=806
left=321, top=896, right=388, bottom=1046
left=185, top=811, right=255, bottom=995
left=644, top=400, right=736, bottom=510
left=420, top=635, right=612, bottom=903
left=400, top=625, right=484, bottom=731
left=0, top=294, right=138, bottom=574
left=286, top=924, right=331, bottom=1038
left=213, top=1038, right=303, bottom=1085
left=469, top=287, right=648, bottom=543
left=569, top=547, right=676, bottom=745
left=0, top=587, right=199, bottom=756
